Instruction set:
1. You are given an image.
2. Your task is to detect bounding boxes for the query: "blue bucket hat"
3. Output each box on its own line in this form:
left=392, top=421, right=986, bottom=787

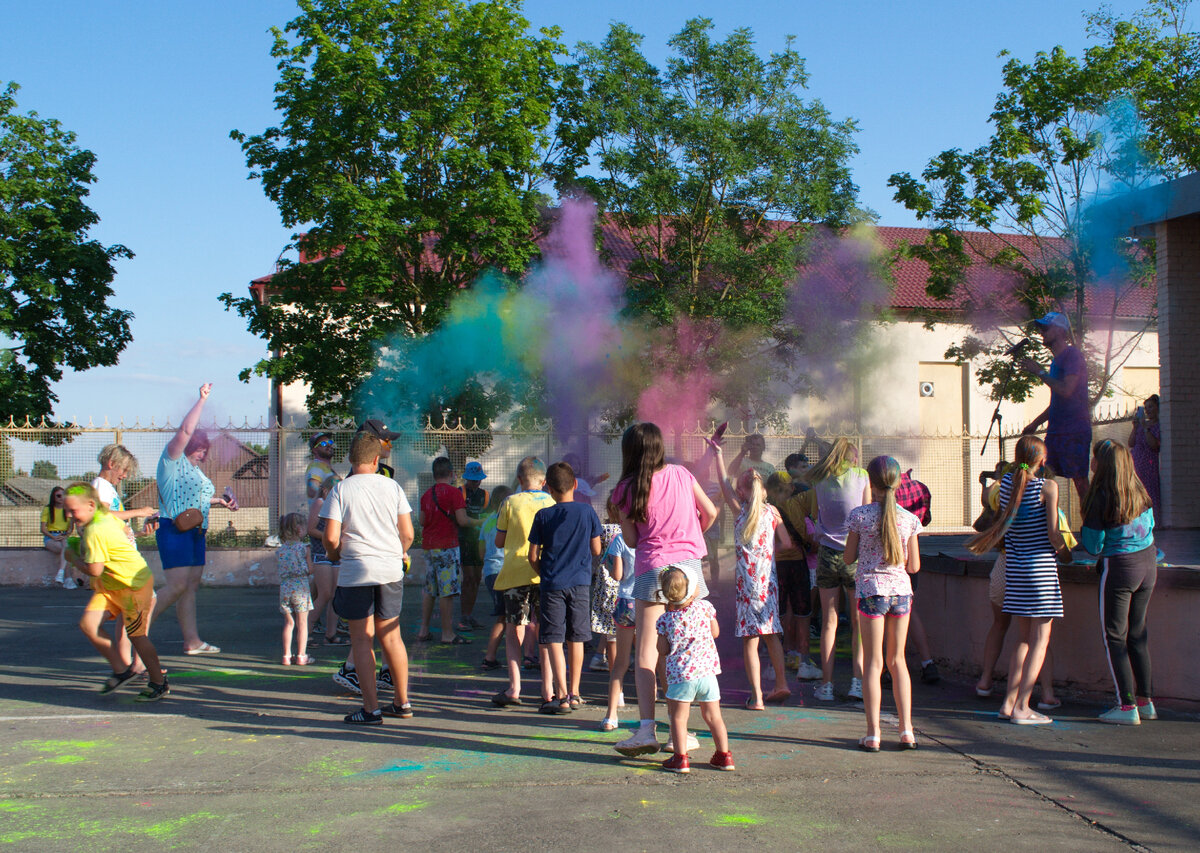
left=462, top=461, right=487, bottom=481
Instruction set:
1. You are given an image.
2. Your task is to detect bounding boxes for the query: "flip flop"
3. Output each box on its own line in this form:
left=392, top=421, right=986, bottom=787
left=1037, top=699, right=1062, bottom=711
left=184, top=642, right=220, bottom=655
left=975, top=686, right=994, bottom=698
left=440, top=635, right=472, bottom=645
left=744, top=697, right=766, bottom=711
left=764, top=688, right=791, bottom=704
left=1011, top=711, right=1053, bottom=725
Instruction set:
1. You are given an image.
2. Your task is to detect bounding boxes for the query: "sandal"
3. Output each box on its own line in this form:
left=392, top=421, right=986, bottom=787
left=491, top=691, right=521, bottom=707
left=521, top=655, right=537, bottom=670
left=415, top=633, right=434, bottom=642
left=599, top=717, right=619, bottom=732
left=440, top=635, right=472, bottom=645
left=1011, top=711, right=1053, bottom=725
left=764, top=688, right=791, bottom=704
left=899, top=730, right=918, bottom=750
left=184, top=642, right=220, bottom=655
left=858, top=735, right=881, bottom=752
left=744, top=697, right=766, bottom=711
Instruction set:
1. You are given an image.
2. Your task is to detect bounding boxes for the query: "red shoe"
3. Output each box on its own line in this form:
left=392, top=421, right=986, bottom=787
left=709, top=751, right=736, bottom=771
left=662, top=753, right=690, bottom=774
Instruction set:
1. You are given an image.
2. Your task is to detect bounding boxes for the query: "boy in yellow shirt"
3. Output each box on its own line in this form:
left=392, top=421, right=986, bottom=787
left=491, top=457, right=555, bottom=707
left=64, top=483, right=169, bottom=701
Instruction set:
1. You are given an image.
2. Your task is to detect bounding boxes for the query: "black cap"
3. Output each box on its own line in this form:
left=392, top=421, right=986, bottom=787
left=357, top=418, right=401, bottom=441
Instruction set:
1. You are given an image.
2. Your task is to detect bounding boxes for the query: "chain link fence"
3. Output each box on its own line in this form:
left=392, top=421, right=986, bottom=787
left=0, top=411, right=1140, bottom=548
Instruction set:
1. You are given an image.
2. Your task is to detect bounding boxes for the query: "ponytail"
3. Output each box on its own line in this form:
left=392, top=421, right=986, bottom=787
left=738, top=469, right=766, bottom=545
left=966, top=436, right=1047, bottom=554
left=866, top=456, right=903, bottom=566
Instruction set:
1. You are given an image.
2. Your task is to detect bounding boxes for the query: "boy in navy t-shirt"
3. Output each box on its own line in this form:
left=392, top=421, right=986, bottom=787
left=528, top=462, right=602, bottom=715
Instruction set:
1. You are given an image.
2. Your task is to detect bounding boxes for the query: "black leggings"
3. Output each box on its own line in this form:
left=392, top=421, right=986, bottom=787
left=1098, top=546, right=1157, bottom=705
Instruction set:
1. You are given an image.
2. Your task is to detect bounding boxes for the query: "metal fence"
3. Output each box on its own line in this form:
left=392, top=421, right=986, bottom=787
left=0, top=411, right=1140, bottom=548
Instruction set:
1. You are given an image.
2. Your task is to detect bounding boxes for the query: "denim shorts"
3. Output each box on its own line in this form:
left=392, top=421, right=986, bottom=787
left=613, top=597, right=636, bottom=628
left=665, top=674, right=721, bottom=703
left=857, top=594, right=913, bottom=619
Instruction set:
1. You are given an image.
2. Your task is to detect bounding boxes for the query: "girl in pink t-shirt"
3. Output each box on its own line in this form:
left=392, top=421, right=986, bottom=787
left=844, top=456, right=921, bottom=752
left=611, top=423, right=719, bottom=759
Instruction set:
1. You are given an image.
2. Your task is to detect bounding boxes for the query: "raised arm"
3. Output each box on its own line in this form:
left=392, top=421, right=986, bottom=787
left=166, top=383, right=211, bottom=460
left=712, top=446, right=741, bottom=515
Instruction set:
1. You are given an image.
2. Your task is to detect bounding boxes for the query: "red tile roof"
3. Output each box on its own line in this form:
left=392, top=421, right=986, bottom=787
left=250, top=221, right=1156, bottom=321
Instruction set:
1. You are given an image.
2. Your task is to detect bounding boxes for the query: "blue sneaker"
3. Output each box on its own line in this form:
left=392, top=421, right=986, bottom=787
left=1137, top=700, right=1158, bottom=720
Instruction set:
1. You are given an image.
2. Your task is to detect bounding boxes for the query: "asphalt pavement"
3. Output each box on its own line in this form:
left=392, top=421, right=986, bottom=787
left=0, top=583, right=1196, bottom=852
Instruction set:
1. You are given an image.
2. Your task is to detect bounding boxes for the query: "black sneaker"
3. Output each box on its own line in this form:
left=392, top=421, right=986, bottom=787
left=377, top=667, right=393, bottom=690
left=921, top=662, right=941, bottom=685
left=333, top=663, right=361, bottom=695
left=100, top=667, right=137, bottom=695
left=381, top=702, right=413, bottom=719
left=480, top=657, right=502, bottom=671
left=344, top=707, right=383, bottom=725
left=134, top=677, right=170, bottom=703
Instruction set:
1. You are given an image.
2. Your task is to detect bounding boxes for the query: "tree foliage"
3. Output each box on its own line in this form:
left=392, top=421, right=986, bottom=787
left=559, top=19, right=861, bottom=420
left=886, top=2, right=1198, bottom=407
left=30, top=459, right=57, bottom=480
left=0, top=82, right=133, bottom=421
left=224, top=0, right=568, bottom=423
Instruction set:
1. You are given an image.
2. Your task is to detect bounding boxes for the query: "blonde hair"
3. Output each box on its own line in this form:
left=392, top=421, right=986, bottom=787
left=98, top=444, right=137, bottom=475
left=866, top=456, right=904, bottom=566
left=661, top=567, right=689, bottom=604
left=279, top=512, right=306, bottom=542
left=736, top=469, right=767, bottom=546
left=805, top=437, right=857, bottom=485
left=967, top=436, right=1047, bottom=554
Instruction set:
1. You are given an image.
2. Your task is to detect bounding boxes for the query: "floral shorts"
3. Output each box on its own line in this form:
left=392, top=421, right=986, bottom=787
left=424, top=547, right=462, bottom=598
left=279, top=576, right=313, bottom=614
left=613, top=597, right=636, bottom=629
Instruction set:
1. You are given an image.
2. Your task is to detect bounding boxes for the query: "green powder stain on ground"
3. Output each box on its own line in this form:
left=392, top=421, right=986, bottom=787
left=24, top=740, right=101, bottom=753
left=46, top=756, right=87, bottom=765
left=303, top=756, right=366, bottom=778
left=383, top=801, right=427, bottom=814
left=0, top=806, right=220, bottom=845
left=711, top=813, right=762, bottom=826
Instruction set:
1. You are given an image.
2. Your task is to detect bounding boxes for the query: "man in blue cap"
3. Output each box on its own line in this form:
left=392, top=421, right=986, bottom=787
left=458, top=461, right=489, bottom=629
left=1021, top=311, right=1092, bottom=501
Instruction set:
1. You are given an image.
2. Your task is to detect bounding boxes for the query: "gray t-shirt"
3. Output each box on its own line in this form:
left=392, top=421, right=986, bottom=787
left=319, top=474, right=412, bottom=586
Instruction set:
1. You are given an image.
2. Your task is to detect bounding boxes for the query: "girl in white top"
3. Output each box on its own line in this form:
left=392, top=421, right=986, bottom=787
left=844, top=456, right=922, bottom=751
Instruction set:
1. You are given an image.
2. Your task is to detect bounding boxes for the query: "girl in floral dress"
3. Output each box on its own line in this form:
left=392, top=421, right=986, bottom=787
left=714, top=444, right=793, bottom=709
left=589, top=504, right=623, bottom=673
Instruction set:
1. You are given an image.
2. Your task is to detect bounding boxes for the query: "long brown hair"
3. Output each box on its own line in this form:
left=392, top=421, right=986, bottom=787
left=1082, top=439, right=1152, bottom=527
left=966, top=435, right=1047, bottom=554
left=616, top=423, right=665, bottom=524
left=867, top=455, right=904, bottom=566
left=804, top=437, right=857, bottom=485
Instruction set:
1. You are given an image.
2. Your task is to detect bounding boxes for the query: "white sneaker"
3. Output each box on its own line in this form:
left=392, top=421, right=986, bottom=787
left=614, top=727, right=660, bottom=756
left=797, top=659, right=823, bottom=681
left=54, top=569, right=65, bottom=585
left=848, top=677, right=863, bottom=699
left=814, top=681, right=835, bottom=702
left=588, top=654, right=609, bottom=672
left=62, top=577, right=78, bottom=590
left=661, top=731, right=700, bottom=753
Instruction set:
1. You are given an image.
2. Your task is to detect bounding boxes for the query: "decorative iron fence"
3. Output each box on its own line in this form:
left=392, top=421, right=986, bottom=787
left=0, top=410, right=1141, bottom=548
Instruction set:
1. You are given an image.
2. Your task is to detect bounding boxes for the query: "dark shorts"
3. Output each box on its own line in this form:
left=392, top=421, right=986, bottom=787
left=333, top=581, right=405, bottom=621
left=815, top=545, right=855, bottom=590
left=156, top=517, right=206, bottom=570
left=484, top=574, right=505, bottom=619
left=538, top=584, right=591, bottom=644
left=502, top=584, right=540, bottom=626
left=777, top=559, right=812, bottom=617
left=1045, top=429, right=1092, bottom=480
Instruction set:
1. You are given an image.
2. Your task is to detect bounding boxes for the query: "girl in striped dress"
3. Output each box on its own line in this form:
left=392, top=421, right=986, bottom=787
left=968, top=436, right=1066, bottom=725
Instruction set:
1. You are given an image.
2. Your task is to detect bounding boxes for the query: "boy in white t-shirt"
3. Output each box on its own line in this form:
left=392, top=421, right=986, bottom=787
left=321, top=433, right=415, bottom=725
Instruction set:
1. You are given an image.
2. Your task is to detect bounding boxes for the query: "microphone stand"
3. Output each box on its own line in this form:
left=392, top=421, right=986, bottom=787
left=981, top=344, right=1026, bottom=460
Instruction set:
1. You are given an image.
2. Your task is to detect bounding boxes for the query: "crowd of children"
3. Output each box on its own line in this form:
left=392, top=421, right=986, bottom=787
left=58, top=415, right=1161, bottom=768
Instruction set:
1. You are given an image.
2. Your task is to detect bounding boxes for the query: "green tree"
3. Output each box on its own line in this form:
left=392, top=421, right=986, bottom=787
left=887, top=37, right=1167, bottom=408
left=30, top=459, right=57, bottom=479
left=558, top=19, right=861, bottom=421
left=223, top=0, right=568, bottom=424
left=0, top=83, right=134, bottom=420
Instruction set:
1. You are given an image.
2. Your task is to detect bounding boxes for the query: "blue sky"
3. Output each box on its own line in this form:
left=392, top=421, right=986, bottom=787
left=1, top=0, right=1149, bottom=423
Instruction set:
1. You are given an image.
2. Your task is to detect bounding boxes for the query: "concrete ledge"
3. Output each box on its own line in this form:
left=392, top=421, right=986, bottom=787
left=0, top=548, right=428, bottom=588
